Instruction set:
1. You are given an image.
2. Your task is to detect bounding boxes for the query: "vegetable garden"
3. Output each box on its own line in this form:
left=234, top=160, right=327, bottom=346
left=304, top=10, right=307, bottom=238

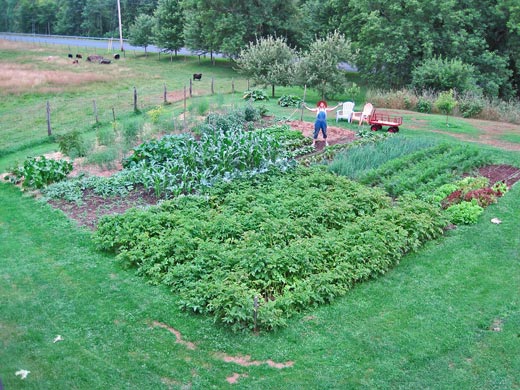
left=9, top=108, right=514, bottom=332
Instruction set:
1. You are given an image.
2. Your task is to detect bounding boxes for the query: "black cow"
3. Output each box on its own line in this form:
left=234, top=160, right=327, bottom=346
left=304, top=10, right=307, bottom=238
left=100, top=59, right=111, bottom=64
left=193, top=73, right=202, bottom=81
left=76, top=54, right=82, bottom=59
left=67, top=53, right=73, bottom=58
left=113, top=54, right=120, bottom=60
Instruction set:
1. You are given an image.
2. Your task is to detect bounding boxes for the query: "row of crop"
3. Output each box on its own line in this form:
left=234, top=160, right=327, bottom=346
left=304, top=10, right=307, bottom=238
left=94, top=166, right=447, bottom=331
left=39, top=123, right=312, bottom=203
left=355, top=143, right=491, bottom=197
left=328, top=138, right=506, bottom=225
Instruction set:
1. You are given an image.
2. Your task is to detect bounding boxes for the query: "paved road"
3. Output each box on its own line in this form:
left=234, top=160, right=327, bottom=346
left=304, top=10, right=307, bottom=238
left=0, top=33, right=356, bottom=70
left=0, top=33, right=202, bottom=56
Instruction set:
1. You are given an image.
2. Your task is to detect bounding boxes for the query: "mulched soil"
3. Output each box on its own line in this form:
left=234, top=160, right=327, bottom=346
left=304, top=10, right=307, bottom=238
left=48, top=187, right=160, bottom=230
left=474, top=164, right=520, bottom=187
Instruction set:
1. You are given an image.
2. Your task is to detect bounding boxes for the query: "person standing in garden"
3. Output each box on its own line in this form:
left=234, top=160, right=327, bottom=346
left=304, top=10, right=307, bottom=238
left=303, top=100, right=342, bottom=147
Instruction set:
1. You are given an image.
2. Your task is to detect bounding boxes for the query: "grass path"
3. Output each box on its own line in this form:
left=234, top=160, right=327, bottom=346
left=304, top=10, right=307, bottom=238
left=1, top=179, right=519, bottom=389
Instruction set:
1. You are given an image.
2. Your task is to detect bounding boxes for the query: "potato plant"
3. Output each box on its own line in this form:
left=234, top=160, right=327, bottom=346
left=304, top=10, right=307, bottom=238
left=94, top=166, right=447, bottom=331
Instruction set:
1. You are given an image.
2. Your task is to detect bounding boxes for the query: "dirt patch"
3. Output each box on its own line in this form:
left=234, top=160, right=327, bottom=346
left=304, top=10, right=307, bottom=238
left=284, top=120, right=357, bottom=151
left=152, top=321, right=197, bottom=350
left=474, top=164, right=520, bottom=187
left=48, top=186, right=159, bottom=230
left=214, top=352, right=294, bottom=369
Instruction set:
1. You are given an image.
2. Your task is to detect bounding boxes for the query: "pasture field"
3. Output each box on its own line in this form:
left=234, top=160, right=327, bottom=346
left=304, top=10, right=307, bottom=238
left=1, top=40, right=520, bottom=389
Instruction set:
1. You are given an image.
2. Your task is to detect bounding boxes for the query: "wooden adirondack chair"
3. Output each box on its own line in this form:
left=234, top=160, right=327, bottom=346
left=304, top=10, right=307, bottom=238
left=351, top=103, right=374, bottom=125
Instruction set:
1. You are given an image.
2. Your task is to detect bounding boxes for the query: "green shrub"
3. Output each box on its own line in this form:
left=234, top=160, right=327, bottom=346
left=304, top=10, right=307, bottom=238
left=278, top=95, right=302, bottom=107
left=457, top=92, right=485, bottom=118
left=416, top=98, right=432, bottom=113
left=446, top=199, right=483, bottom=225
left=411, top=56, right=479, bottom=94
left=243, top=89, right=269, bottom=101
left=244, top=104, right=260, bottom=122
left=58, top=131, right=91, bottom=158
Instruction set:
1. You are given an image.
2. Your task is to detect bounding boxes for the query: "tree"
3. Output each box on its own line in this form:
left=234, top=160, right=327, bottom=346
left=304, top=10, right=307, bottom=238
left=295, top=31, right=352, bottom=100
left=333, top=0, right=515, bottom=98
left=54, top=0, right=87, bottom=35
left=128, top=13, right=155, bottom=55
left=181, top=0, right=302, bottom=58
left=80, top=0, right=115, bottom=37
left=235, top=36, right=296, bottom=97
left=153, top=0, right=184, bottom=58
left=435, top=89, right=458, bottom=126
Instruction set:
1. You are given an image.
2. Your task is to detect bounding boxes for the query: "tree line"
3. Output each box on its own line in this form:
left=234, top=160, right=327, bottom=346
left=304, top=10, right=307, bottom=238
left=1, top=0, right=519, bottom=99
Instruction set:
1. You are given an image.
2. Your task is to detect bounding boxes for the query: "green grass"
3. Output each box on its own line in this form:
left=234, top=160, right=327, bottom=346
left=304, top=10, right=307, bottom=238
left=1, top=173, right=519, bottom=389
left=500, top=132, right=520, bottom=144
left=1, top=40, right=520, bottom=389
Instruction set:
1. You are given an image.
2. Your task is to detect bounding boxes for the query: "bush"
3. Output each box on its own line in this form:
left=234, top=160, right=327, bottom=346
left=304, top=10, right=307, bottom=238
left=446, top=200, right=483, bottom=225
left=457, top=92, right=485, bottom=118
left=243, top=89, right=269, bottom=101
left=58, top=131, right=91, bottom=158
left=244, top=104, right=260, bottom=122
left=278, top=95, right=302, bottom=107
left=416, top=98, right=432, bottom=113
left=411, top=56, right=479, bottom=94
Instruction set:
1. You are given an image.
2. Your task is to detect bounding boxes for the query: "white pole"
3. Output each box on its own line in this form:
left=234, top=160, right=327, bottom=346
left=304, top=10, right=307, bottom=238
left=117, top=0, right=124, bottom=51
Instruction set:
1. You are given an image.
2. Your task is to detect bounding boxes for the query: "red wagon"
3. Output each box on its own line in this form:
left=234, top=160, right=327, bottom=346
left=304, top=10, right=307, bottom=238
left=368, top=110, right=402, bottom=133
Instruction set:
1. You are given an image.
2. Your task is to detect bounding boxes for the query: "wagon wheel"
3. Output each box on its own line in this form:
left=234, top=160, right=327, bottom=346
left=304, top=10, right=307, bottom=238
left=371, top=124, right=382, bottom=131
left=388, top=126, right=399, bottom=133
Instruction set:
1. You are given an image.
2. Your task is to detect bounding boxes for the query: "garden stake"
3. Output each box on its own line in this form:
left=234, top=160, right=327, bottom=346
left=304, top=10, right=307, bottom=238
left=300, top=84, right=307, bottom=121
left=253, top=296, right=259, bottom=332
left=46, top=100, right=52, bottom=136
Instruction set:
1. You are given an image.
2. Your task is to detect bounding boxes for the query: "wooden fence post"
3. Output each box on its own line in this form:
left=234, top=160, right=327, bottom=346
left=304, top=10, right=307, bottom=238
left=189, top=79, right=193, bottom=98
left=211, top=77, right=214, bottom=95
left=232, top=78, right=235, bottom=94
left=163, top=84, right=168, bottom=104
left=183, top=85, right=187, bottom=130
left=93, top=100, right=98, bottom=123
left=112, top=107, right=117, bottom=131
left=46, top=100, right=52, bottom=136
left=133, top=86, right=138, bottom=112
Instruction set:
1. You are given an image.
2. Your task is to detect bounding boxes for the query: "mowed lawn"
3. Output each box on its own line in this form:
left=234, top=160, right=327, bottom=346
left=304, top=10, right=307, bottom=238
left=1, top=174, right=519, bottom=389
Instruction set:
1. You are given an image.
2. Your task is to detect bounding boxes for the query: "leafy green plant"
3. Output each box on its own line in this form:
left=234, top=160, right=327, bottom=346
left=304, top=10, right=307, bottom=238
left=146, top=105, right=164, bottom=124
left=435, top=89, right=458, bottom=126
left=416, top=98, right=432, bottom=113
left=10, top=156, right=73, bottom=189
left=57, top=131, right=91, bottom=158
left=278, top=95, right=302, bottom=107
left=94, top=166, right=446, bottom=331
left=243, top=89, right=269, bottom=101
left=445, top=199, right=483, bottom=224
left=244, top=103, right=260, bottom=122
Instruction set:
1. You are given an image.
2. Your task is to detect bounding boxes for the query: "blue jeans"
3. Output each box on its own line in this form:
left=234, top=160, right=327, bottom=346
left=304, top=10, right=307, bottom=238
left=314, top=119, right=327, bottom=139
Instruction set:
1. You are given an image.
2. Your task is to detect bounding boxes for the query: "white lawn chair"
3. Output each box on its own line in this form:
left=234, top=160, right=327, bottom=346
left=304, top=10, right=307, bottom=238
left=336, top=101, right=355, bottom=123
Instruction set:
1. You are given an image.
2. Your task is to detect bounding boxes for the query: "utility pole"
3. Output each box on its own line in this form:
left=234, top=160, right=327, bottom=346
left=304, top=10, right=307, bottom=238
left=117, top=0, right=124, bottom=51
